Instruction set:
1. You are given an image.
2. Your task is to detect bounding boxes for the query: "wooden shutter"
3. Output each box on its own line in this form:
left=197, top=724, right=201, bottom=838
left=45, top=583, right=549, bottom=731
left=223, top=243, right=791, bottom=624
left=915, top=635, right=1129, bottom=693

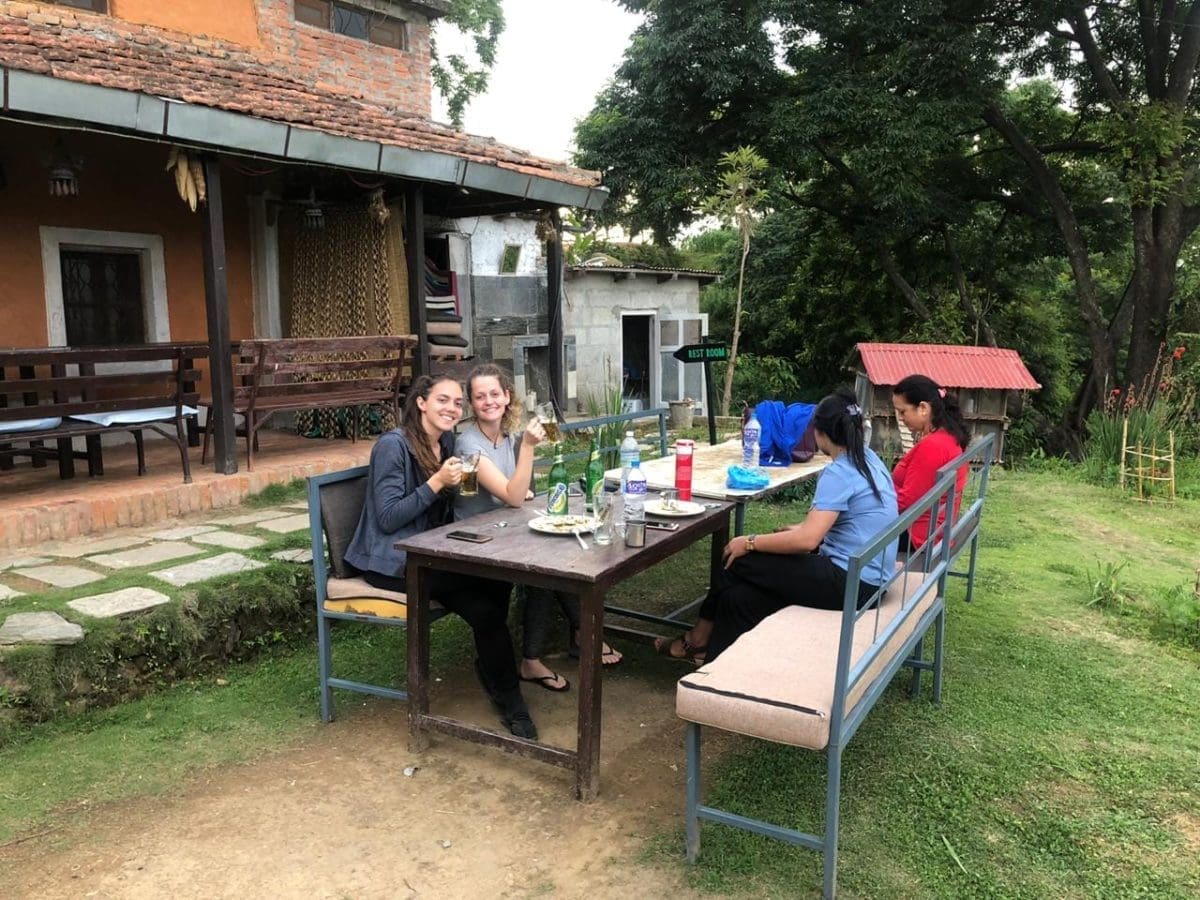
left=294, top=0, right=331, bottom=27
left=368, top=17, right=407, bottom=50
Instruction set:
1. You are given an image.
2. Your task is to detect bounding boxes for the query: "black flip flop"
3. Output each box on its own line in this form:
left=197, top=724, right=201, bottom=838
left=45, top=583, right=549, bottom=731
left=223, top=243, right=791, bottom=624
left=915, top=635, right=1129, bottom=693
left=568, top=643, right=624, bottom=666
left=520, top=672, right=570, bottom=693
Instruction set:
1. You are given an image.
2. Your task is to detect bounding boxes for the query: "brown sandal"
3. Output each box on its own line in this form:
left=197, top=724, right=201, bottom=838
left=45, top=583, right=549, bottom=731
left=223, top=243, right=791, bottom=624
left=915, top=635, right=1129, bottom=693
left=654, top=634, right=707, bottom=664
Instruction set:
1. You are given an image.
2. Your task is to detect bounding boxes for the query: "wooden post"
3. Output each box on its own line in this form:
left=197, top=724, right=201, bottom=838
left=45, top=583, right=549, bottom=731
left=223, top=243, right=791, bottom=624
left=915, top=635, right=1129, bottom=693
left=1169, top=431, right=1176, bottom=501
left=547, top=209, right=566, bottom=415
left=1137, top=440, right=1144, bottom=500
left=201, top=156, right=237, bottom=475
left=1119, top=417, right=1128, bottom=490
left=404, top=182, right=430, bottom=379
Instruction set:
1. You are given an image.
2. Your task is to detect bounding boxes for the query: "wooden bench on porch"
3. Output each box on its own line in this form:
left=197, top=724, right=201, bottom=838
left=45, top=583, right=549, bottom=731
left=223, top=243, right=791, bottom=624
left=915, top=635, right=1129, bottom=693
left=201, top=335, right=417, bottom=470
left=0, top=344, right=204, bottom=483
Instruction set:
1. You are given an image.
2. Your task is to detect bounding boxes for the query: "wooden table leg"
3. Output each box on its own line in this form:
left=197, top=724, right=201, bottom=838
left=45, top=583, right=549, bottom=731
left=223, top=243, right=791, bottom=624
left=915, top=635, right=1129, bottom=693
left=406, top=559, right=432, bottom=752
left=575, top=584, right=605, bottom=801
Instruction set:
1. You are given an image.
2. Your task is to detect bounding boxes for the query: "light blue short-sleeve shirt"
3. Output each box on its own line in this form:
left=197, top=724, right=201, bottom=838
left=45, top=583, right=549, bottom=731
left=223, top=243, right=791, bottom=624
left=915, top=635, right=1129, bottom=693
left=811, top=449, right=898, bottom=586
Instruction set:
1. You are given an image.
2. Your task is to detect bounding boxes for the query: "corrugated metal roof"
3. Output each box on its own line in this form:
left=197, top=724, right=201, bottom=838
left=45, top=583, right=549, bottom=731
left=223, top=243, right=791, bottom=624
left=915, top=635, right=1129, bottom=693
left=855, top=343, right=1041, bottom=390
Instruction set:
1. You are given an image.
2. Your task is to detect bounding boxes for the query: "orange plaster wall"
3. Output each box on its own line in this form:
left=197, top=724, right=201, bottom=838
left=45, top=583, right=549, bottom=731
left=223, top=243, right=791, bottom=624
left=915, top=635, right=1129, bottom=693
left=0, top=121, right=254, bottom=390
left=109, top=0, right=262, bottom=48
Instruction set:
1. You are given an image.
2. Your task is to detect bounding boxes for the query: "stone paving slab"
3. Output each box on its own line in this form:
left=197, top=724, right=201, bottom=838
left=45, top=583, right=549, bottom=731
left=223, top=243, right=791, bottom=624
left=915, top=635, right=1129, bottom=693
left=0, top=611, right=84, bottom=645
left=89, top=542, right=204, bottom=570
left=13, top=564, right=106, bottom=588
left=68, top=587, right=173, bottom=618
left=270, top=548, right=313, bottom=564
left=151, top=552, right=267, bottom=587
left=192, top=531, right=266, bottom=550
left=0, top=555, right=51, bottom=571
left=148, top=525, right=219, bottom=541
left=49, top=534, right=149, bottom=559
left=254, top=513, right=311, bottom=534
left=206, top=509, right=293, bottom=526
left=0, top=584, right=25, bottom=601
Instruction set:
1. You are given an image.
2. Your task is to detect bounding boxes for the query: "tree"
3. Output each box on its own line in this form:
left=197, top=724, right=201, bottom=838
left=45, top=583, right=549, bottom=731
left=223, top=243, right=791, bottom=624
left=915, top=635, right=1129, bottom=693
left=432, top=0, right=505, bottom=128
left=575, top=1, right=1200, bottom=429
left=702, top=147, right=769, bottom=415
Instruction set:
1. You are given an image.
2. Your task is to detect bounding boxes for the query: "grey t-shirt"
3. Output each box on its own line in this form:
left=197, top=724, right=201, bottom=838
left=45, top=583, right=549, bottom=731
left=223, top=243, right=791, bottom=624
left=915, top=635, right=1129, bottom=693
left=454, top=423, right=518, bottom=521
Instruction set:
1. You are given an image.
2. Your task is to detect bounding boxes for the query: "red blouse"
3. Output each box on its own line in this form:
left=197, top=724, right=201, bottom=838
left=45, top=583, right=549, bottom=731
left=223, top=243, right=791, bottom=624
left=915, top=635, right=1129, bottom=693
left=892, top=429, right=966, bottom=548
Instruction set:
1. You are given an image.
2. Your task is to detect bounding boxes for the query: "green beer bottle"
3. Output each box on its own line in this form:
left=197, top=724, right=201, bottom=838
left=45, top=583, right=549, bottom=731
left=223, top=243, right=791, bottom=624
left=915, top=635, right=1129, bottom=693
left=547, top=443, right=569, bottom=516
left=584, top=437, right=604, bottom=514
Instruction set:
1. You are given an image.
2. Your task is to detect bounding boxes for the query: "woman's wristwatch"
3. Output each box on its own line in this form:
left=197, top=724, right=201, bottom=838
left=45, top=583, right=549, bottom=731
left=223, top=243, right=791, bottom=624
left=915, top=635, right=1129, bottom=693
left=745, top=533, right=758, bottom=552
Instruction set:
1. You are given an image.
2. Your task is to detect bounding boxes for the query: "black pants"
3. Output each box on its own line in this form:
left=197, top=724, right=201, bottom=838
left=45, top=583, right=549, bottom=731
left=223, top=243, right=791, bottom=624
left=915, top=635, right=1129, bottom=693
left=700, top=552, right=879, bottom=664
left=362, top=569, right=519, bottom=694
left=520, top=587, right=581, bottom=659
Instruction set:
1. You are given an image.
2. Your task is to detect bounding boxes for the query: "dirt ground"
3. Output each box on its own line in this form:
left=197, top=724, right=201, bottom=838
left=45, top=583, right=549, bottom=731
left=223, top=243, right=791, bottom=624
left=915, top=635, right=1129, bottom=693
left=0, top=658, right=722, bottom=899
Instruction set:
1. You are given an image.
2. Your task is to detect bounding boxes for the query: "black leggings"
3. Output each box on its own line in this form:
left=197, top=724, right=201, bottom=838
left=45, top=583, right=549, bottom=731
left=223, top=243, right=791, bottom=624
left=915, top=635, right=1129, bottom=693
left=699, top=552, right=879, bottom=664
left=362, top=569, right=519, bottom=694
left=521, top=587, right=581, bottom=660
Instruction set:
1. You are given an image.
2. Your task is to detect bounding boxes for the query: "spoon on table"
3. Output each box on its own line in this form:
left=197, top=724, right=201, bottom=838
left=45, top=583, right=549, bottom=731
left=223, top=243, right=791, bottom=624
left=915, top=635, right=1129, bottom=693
left=574, top=528, right=589, bottom=551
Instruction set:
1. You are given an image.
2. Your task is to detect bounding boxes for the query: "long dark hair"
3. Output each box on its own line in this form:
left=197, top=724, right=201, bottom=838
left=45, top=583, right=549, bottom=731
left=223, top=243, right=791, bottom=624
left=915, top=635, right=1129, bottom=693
left=893, top=374, right=970, bottom=450
left=401, top=375, right=458, bottom=479
left=812, top=388, right=882, bottom=501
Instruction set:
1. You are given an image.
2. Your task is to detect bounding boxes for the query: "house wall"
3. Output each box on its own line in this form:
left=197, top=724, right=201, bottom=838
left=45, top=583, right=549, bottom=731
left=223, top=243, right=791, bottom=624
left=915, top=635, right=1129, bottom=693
left=13, top=0, right=434, bottom=117
left=565, top=272, right=702, bottom=407
left=0, top=121, right=255, bottom=393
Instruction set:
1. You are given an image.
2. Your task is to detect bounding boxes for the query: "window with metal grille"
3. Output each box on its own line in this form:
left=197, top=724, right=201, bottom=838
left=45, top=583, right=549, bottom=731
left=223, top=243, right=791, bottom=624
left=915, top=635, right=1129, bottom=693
left=49, top=0, right=108, bottom=11
left=59, top=250, right=146, bottom=347
left=293, top=0, right=408, bottom=50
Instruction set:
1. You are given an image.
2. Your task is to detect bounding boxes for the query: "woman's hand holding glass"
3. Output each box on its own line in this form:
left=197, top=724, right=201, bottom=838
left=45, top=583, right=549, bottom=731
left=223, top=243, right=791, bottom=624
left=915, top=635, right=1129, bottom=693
left=433, top=456, right=463, bottom=492
left=523, top=417, right=547, bottom=446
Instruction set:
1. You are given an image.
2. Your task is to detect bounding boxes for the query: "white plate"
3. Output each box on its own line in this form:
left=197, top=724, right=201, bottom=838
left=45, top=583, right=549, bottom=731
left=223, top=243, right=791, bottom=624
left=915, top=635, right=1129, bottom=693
left=528, top=514, right=597, bottom=535
left=643, top=499, right=706, bottom=518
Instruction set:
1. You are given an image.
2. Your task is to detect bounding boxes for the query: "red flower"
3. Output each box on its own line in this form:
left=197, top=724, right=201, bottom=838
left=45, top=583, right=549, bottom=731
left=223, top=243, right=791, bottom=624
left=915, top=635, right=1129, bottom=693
left=1110, top=388, right=1121, bottom=397
left=1173, top=346, right=1186, bottom=360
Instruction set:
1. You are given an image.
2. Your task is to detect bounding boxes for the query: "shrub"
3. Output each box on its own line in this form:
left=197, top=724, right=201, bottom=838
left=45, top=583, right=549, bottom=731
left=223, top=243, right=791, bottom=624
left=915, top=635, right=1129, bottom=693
left=1085, top=559, right=1131, bottom=611
left=1156, top=580, right=1200, bottom=649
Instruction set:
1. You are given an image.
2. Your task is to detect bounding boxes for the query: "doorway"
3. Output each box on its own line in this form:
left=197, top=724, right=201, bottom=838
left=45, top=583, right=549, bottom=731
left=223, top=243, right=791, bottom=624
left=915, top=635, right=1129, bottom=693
left=621, top=312, right=654, bottom=411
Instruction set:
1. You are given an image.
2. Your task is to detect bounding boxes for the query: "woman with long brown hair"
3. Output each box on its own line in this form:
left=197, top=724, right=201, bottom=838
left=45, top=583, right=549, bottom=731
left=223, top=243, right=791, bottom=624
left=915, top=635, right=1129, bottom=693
left=345, top=375, right=537, bottom=739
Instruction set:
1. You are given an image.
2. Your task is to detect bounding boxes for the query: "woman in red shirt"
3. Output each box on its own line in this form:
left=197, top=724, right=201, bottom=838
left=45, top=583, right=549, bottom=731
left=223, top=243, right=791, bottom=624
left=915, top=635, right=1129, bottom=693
left=891, top=374, right=970, bottom=550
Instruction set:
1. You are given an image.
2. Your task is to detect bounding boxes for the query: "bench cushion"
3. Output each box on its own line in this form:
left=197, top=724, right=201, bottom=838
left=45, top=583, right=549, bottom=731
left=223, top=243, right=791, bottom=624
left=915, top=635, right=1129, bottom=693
left=69, top=405, right=198, bottom=427
left=676, top=570, right=937, bottom=750
left=0, top=416, right=63, bottom=434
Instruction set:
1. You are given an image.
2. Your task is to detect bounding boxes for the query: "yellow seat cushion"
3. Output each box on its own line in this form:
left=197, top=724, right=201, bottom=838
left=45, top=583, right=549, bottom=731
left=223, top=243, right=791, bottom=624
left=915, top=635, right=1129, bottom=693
left=323, top=576, right=407, bottom=619
left=675, top=570, right=937, bottom=750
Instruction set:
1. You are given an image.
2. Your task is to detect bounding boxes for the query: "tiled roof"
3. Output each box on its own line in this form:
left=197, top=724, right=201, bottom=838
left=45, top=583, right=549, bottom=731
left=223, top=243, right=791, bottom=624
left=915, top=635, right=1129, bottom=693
left=855, top=343, right=1041, bottom=391
left=0, top=11, right=600, bottom=190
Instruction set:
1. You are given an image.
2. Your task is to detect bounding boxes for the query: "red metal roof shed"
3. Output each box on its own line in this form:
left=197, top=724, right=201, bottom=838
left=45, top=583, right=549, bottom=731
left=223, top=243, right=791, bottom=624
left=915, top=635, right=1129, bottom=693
left=855, top=343, right=1041, bottom=391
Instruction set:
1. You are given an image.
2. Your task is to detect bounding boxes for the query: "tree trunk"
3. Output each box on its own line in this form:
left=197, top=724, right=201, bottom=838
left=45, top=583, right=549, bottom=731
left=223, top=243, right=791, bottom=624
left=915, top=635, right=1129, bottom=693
left=875, top=241, right=933, bottom=320
left=1125, top=204, right=1184, bottom=399
left=983, top=104, right=1116, bottom=412
left=943, top=226, right=997, bottom=346
left=720, top=230, right=751, bottom=417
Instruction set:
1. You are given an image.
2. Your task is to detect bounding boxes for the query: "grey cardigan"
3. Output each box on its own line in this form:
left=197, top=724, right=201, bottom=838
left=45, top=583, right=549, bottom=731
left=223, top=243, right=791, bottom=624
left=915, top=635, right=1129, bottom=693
left=343, top=428, right=454, bottom=579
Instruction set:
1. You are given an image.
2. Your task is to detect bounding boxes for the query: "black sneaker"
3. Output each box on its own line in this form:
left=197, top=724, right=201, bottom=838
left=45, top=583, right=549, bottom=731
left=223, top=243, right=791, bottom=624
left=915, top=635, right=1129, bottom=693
left=506, top=710, right=538, bottom=741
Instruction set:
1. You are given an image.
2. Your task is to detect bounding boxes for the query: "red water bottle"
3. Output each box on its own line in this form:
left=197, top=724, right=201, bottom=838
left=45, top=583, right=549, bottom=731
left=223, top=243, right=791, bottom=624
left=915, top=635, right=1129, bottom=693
left=675, top=439, right=694, bottom=502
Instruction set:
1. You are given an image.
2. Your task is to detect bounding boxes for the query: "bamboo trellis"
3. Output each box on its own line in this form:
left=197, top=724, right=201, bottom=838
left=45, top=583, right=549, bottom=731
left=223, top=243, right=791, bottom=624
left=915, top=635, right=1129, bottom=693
left=1119, top=418, right=1177, bottom=502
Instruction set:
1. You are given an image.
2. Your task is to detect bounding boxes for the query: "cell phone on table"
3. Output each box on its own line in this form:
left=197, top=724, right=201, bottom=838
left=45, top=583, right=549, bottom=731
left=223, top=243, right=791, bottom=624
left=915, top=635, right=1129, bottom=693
left=447, top=530, right=493, bottom=543
left=645, top=521, right=679, bottom=532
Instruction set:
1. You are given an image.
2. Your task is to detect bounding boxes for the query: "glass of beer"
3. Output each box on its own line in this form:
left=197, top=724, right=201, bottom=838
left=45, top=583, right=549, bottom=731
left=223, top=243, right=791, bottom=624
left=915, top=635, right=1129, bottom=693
left=460, top=451, right=481, bottom=496
left=534, top=402, right=561, bottom=442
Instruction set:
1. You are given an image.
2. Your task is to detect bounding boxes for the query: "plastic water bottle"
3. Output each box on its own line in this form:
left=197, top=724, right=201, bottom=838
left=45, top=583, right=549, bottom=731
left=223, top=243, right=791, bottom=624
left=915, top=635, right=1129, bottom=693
left=619, top=430, right=639, bottom=491
left=623, top=458, right=647, bottom=528
left=742, top=409, right=761, bottom=469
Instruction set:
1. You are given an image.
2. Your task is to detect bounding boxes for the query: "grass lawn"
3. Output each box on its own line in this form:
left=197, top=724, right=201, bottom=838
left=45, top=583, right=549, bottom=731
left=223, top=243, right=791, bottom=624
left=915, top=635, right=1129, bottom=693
left=2, top=468, right=1198, bottom=898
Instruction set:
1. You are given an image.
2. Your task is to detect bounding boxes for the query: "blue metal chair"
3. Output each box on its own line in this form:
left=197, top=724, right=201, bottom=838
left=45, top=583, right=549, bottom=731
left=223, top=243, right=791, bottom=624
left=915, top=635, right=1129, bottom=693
left=307, top=465, right=445, bottom=722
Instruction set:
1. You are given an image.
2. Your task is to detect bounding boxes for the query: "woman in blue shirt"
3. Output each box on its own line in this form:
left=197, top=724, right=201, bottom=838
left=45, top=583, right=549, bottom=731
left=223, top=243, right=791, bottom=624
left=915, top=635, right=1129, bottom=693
left=656, top=389, right=898, bottom=664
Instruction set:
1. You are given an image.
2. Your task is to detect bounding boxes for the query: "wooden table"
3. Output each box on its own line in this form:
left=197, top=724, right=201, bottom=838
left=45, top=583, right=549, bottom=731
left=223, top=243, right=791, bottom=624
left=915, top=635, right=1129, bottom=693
left=604, top=438, right=831, bottom=534
left=397, top=496, right=733, bottom=801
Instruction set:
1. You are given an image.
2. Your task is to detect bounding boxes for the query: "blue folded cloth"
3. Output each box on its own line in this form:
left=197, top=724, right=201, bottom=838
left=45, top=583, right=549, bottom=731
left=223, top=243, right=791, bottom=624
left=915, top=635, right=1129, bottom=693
left=726, top=465, right=771, bottom=490
left=753, top=400, right=816, bottom=466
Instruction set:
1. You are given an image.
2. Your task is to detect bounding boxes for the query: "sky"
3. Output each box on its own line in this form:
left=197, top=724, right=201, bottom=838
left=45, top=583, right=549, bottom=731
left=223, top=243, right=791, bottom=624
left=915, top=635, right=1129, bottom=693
left=431, top=0, right=642, bottom=162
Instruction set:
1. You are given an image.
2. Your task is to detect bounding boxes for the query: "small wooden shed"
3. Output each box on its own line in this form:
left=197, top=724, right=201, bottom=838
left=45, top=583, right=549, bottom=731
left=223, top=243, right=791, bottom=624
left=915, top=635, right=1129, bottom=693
left=851, top=343, right=1041, bottom=462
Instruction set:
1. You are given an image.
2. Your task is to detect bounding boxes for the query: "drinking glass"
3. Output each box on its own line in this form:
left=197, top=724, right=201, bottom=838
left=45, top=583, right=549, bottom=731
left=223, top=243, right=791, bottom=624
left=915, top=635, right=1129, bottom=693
left=592, top=490, right=615, bottom=545
left=660, top=488, right=678, bottom=511
left=534, top=402, right=562, bottom=443
left=460, top=450, right=481, bottom=496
